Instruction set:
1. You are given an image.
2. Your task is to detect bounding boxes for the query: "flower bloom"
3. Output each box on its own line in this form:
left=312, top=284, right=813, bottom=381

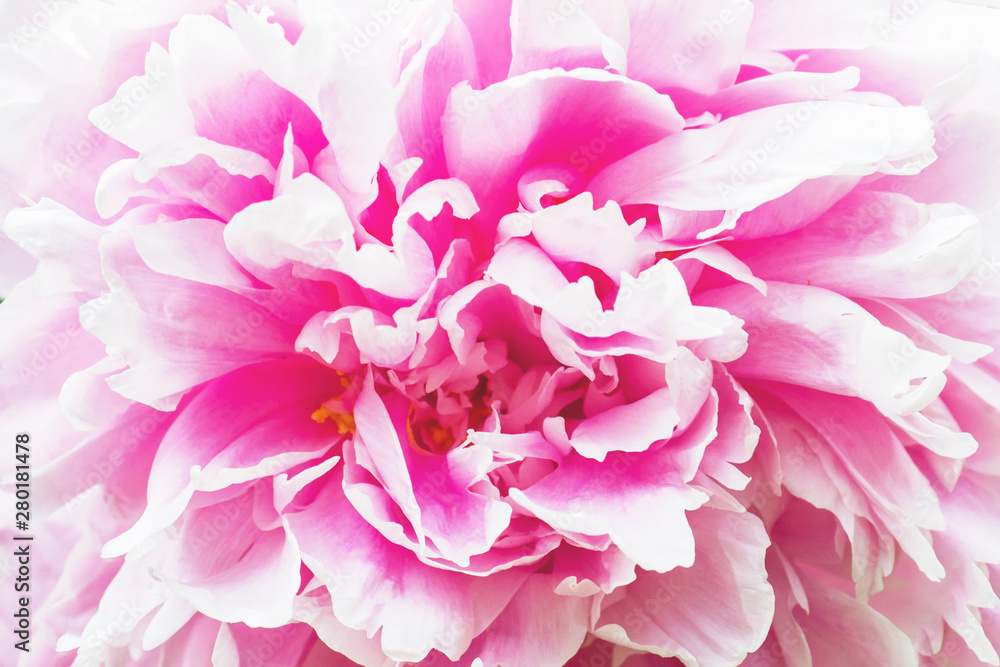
left=2, top=0, right=1000, bottom=665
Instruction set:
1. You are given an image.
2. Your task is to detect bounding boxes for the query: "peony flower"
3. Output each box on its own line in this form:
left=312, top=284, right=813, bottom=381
left=2, top=0, right=1000, bottom=665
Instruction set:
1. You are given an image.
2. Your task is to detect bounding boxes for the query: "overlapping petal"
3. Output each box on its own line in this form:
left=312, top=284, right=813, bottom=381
left=1, top=1, right=999, bottom=666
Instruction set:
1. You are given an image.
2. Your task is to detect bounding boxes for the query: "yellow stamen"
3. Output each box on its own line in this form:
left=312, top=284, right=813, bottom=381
left=311, top=404, right=356, bottom=434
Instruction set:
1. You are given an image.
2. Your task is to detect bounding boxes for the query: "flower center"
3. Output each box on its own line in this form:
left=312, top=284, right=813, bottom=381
left=406, top=409, right=459, bottom=455
left=405, top=377, right=494, bottom=455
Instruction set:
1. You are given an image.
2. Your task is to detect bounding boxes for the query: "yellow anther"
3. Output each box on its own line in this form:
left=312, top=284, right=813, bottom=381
left=311, top=404, right=356, bottom=434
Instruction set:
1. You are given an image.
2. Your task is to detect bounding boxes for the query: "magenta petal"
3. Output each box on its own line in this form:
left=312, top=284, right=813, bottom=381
left=102, top=359, right=340, bottom=558
left=444, top=68, right=684, bottom=217
left=349, top=375, right=512, bottom=566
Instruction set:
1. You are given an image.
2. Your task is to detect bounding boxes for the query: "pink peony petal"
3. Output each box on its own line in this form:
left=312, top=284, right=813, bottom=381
left=509, top=0, right=628, bottom=77
left=287, top=466, right=525, bottom=662
left=84, top=230, right=300, bottom=409
left=591, top=100, right=934, bottom=219
left=6, top=1, right=1000, bottom=664
left=698, top=282, right=950, bottom=416
left=731, top=190, right=984, bottom=299
left=510, top=447, right=708, bottom=573
left=623, top=0, right=753, bottom=96
left=444, top=68, right=685, bottom=218
left=593, top=509, right=774, bottom=666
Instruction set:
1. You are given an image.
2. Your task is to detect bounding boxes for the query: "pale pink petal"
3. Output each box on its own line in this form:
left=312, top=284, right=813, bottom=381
left=622, top=0, right=753, bottom=96
left=510, top=448, right=708, bottom=573
left=509, top=193, right=654, bottom=283
left=287, top=466, right=525, bottom=662
left=690, top=67, right=862, bottom=119
left=509, top=0, right=628, bottom=77
left=87, top=42, right=197, bottom=155
left=3, top=199, right=106, bottom=295
left=594, top=509, right=774, bottom=666
left=293, top=591, right=392, bottom=667
left=590, top=101, right=934, bottom=221
left=745, top=0, right=896, bottom=51
left=877, top=111, right=1000, bottom=212
left=421, top=574, right=591, bottom=667
left=552, top=544, right=638, bottom=597
left=85, top=230, right=299, bottom=409
left=153, top=492, right=301, bottom=628
left=697, top=282, right=950, bottom=416
left=731, top=191, right=983, bottom=299
left=793, top=574, right=921, bottom=666
left=752, top=385, right=947, bottom=583
left=564, top=387, right=680, bottom=461
left=871, top=538, right=1000, bottom=664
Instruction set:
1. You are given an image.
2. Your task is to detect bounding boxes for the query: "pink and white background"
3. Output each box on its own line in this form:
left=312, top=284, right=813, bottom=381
left=1, top=0, right=1000, bottom=665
